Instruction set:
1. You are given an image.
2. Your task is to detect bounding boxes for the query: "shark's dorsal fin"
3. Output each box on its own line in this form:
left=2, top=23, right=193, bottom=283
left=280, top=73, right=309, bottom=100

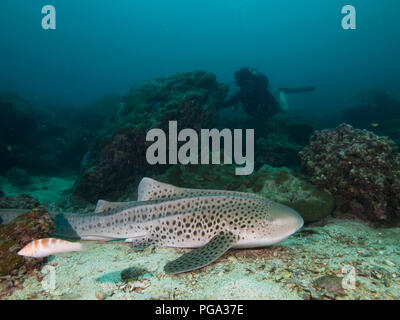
left=94, top=200, right=137, bottom=213
left=138, top=177, right=267, bottom=202
left=95, top=200, right=109, bottom=213
left=138, top=177, right=217, bottom=201
left=164, top=231, right=237, bottom=274
left=95, top=200, right=118, bottom=213
left=138, top=178, right=185, bottom=201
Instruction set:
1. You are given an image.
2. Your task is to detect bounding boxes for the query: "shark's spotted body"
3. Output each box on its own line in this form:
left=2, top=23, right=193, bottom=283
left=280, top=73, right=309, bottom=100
left=0, top=178, right=303, bottom=273
left=51, top=178, right=303, bottom=273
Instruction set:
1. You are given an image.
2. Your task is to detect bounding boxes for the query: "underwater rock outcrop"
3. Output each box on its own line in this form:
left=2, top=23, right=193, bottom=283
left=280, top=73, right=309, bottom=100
left=300, top=123, right=400, bottom=225
left=245, top=165, right=334, bottom=222
left=155, top=163, right=249, bottom=191
left=72, top=70, right=316, bottom=203
left=0, top=206, right=54, bottom=297
left=73, top=71, right=229, bottom=202
left=0, top=194, right=41, bottom=225
left=256, top=133, right=302, bottom=169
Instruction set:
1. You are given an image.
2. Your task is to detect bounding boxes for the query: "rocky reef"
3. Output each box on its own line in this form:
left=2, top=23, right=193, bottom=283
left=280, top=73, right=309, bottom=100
left=73, top=71, right=229, bottom=203
left=155, top=163, right=248, bottom=192
left=0, top=206, right=54, bottom=298
left=0, top=194, right=40, bottom=210
left=256, top=132, right=302, bottom=169
left=300, top=123, right=400, bottom=226
left=72, top=70, right=316, bottom=203
left=244, top=165, right=334, bottom=222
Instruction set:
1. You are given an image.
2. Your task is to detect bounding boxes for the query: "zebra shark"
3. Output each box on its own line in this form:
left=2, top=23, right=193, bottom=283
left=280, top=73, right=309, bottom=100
left=1, top=178, right=304, bottom=274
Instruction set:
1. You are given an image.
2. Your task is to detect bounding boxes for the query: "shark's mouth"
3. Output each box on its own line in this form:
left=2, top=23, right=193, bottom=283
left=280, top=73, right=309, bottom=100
left=232, top=234, right=293, bottom=249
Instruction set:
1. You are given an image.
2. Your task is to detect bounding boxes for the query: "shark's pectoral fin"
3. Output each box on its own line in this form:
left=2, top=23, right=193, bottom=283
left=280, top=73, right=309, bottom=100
left=164, top=231, right=237, bottom=274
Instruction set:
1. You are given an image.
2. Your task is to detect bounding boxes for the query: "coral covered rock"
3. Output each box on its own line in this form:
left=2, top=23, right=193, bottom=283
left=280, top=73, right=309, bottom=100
left=73, top=125, right=150, bottom=202
left=244, top=165, right=334, bottom=222
left=256, top=133, right=302, bottom=168
left=0, top=194, right=40, bottom=209
left=73, top=71, right=228, bottom=203
left=155, top=163, right=249, bottom=192
left=0, top=194, right=41, bottom=225
left=0, top=206, right=54, bottom=297
left=300, top=123, right=400, bottom=225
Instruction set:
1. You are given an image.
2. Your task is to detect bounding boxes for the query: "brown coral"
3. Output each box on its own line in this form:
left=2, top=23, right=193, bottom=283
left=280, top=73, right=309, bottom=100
left=300, top=123, right=400, bottom=225
left=73, top=71, right=228, bottom=203
left=0, top=206, right=55, bottom=298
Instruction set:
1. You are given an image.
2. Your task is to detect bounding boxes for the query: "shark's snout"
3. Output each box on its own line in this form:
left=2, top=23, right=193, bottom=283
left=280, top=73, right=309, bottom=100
left=271, top=202, right=304, bottom=234
left=238, top=201, right=305, bottom=248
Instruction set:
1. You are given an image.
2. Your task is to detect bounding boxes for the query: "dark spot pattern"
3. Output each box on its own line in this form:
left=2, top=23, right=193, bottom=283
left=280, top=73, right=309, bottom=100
left=57, top=178, right=295, bottom=275
left=164, top=231, right=237, bottom=274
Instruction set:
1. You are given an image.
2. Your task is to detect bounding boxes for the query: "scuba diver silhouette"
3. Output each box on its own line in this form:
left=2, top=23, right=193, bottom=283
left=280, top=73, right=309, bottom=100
left=223, top=67, right=316, bottom=119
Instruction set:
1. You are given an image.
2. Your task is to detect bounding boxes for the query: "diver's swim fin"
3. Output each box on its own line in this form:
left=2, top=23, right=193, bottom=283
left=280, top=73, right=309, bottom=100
left=278, top=90, right=289, bottom=112
left=277, top=86, right=316, bottom=111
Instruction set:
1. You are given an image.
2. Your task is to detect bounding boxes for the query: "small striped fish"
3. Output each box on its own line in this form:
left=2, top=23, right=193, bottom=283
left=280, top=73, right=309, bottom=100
left=18, top=238, right=82, bottom=258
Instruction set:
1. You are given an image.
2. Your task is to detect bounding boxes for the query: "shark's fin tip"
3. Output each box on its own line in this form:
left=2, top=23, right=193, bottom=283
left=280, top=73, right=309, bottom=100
left=164, top=231, right=237, bottom=274
left=138, top=177, right=179, bottom=201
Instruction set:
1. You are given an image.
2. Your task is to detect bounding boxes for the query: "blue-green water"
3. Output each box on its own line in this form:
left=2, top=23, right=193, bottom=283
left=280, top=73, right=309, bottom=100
left=1, top=1, right=399, bottom=112
left=0, top=1, right=400, bottom=300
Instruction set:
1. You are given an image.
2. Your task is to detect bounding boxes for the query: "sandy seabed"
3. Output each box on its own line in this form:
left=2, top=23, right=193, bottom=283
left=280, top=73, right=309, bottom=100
left=5, top=217, right=400, bottom=300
